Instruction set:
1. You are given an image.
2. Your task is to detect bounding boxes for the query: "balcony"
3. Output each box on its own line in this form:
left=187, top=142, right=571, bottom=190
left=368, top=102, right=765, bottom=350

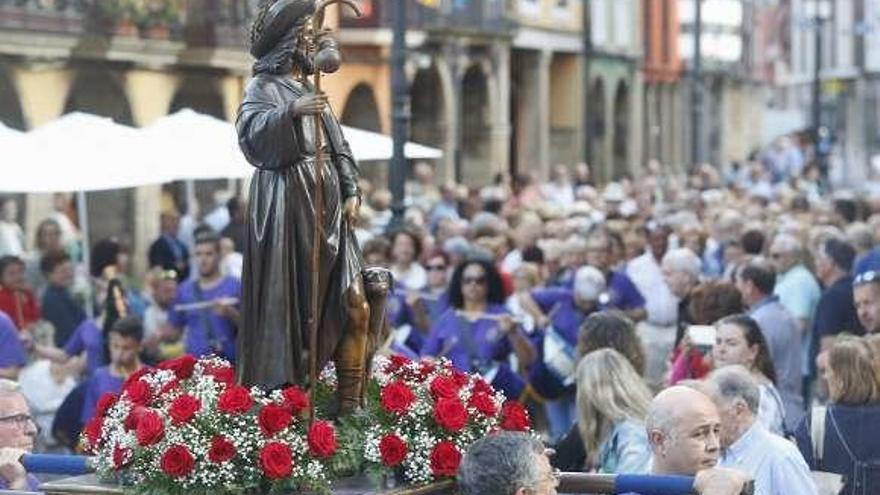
left=0, top=0, right=253, bottom=47
left=340, top=0, right=511, bottom=37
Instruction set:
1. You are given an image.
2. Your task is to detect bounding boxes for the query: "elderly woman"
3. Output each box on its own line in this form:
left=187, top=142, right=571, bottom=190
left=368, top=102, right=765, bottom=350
left=795, top=337, right=880, bottom=495
left=660, top=248, right=703, bottom=346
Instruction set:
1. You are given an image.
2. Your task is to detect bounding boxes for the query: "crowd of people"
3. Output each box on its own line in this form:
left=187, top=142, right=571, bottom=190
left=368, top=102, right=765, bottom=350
left=1, top=152, right=880, bottom=494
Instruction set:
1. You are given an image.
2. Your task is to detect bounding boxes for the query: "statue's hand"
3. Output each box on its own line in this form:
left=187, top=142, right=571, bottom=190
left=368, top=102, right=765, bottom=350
left=343, top=196, right=360, bottom=224
left=290, top=93, right=328, bottom=117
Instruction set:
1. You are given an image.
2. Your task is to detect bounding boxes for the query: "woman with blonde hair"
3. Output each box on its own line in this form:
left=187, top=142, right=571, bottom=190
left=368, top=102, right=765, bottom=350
left=795, top=338, right=880, bottom=495
left=574, top=348, right=653, bottom=474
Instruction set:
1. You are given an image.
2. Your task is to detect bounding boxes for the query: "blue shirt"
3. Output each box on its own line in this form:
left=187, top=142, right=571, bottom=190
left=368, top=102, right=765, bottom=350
left=532, top=288, right=598, bottom=346
left=63, top=319, right=104, bottom=377
left=774, top=264, right=821, bottom=323
left=41, top=284, right=86, bottom=347
left=599, top=419, right=652, bottom=474
left=168, top=277, right=241, bottom=362
left=80, top=365, right=124, bottom=423
left=422, top=304, right=513, bottom=372
left=607, top=271, right=646, bottom=311
left=0, top=311, right=26, bottom=370
left=720, top=421, right=817, bottom=495
left=750, top=296, right=804, bottom=428
left=811, top=276, right=863, bottom=376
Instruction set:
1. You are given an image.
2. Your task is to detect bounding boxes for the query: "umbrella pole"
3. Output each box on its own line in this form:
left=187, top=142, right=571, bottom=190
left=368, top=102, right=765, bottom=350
left=75, top=190, right=94, bottom=319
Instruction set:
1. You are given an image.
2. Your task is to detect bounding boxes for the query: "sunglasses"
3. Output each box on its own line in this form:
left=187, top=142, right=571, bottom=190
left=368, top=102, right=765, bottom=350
left=462, top=276, right=487, bottom=286
left=158, top=269, right=178, bottom=281
left=426, top=264, right=447, bottom=272
left=854, top=270, right=880, bottom=286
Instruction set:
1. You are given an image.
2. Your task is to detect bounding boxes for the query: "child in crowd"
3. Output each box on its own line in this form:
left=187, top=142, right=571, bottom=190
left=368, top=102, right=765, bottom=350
left=80, top=315, right=145, bottom=423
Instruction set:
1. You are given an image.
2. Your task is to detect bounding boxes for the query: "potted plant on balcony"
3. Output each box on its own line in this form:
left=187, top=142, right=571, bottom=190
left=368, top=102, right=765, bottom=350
left=88, top=0, right=138, bottom=36
left=130, top=0, right=183, bottom=40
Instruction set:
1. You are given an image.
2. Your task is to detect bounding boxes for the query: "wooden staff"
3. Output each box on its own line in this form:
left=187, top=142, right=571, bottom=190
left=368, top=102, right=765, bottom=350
left=306, top=0, right=362, bottom=423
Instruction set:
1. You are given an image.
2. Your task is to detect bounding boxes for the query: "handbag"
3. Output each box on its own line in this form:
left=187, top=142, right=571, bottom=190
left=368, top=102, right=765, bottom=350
left=810, top=406, right=846, bottom=495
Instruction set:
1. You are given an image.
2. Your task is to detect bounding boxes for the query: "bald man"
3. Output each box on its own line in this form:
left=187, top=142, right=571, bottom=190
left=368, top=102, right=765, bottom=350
left=643, top=386, right=752, bottom=495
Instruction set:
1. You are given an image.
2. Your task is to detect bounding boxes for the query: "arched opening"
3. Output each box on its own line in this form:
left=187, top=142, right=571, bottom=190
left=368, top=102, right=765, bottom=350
left=0, top=65, right=27, bottom=224
left=613, top=82, right=630, bottom=179
left=410, top=65, right=447, bottom=183
left=341, top=83, right=383, bottom=183
left=64, top=69, right=135, bottom=249
left=341, top=83, right=382, bottom=132
left=459, top=65, right=490, bottom=185
left=588, top=78, right=605, bottom=181
left=168, top=76, right=231, bottom=224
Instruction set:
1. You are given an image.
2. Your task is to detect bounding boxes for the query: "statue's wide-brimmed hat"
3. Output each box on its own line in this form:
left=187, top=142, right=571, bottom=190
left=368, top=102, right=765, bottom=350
left=250, top=0, right=316, bottom=59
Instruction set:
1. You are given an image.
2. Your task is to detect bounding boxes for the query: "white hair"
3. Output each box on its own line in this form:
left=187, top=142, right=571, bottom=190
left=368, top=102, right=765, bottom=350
left=0, top=379, right=21, bottom=400
left=661, top=248, right=702, bottom=279
left=771, top=233, right=802, bottom=255
left=574, top=266, right=606, bottom=302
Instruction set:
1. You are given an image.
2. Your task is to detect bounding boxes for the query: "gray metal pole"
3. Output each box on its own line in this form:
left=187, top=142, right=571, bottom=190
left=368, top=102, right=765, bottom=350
left=389, top=0, right=409, bottom=228
left=690, top=0, right=703, bottom=167
left=812, top=16, right=827, bottom=186
left=75, top=190, right=93, bottom=319
left=582, top=0, right=592, bottom=168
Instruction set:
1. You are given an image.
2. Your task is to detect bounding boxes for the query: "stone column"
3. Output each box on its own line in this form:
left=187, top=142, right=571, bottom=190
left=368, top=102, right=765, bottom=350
left=489, top=42, right=513, bottom=182
left=11, top=64, right=74, bottom=245
left=536, top=49, right=552, bottom=180
left=124, top=70, right=180, bottom=277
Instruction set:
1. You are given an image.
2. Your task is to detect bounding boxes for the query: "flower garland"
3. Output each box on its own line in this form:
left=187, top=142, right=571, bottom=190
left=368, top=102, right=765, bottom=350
left=82, top=355, right=338, bottom=494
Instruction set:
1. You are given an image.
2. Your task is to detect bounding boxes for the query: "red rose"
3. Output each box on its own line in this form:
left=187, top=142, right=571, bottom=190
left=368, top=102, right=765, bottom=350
left=157, top=354, right=197, bottom=380
left=95, top=393, right=118, bottom=417
left=500, top=402, right=530, bottom=431
left=380, top=381, right=416, bottom=415
left=468, top=392, right=497, bottom=417
left=429, top=375, right=461, bottom=400
left=123, top=406, right=148, bottom=432
left=307, top=420, right=338, bottom=459
left=159, top=379, right=180, bottom=396
left=160, top=444, right=195, bottom=478
left=123, top=367, right=152, bottom=389
left=385, top=354, right=411, bottom=373
left=204, top=364, right=235, bottom=385
left=169, top=394, right=201, bottom=425
left=258, top=403, right=292, bottom=437
left=83, top=416, right=103, bottom=448
left=473, top=378, right=494, bottom=396
left=450, top=369, right=469, bottom=387
left=135, top=410, right=165, bottom=446
left=281, top=386, right=310, bottom=416
left=433, top=398, right=468, bottom=432
left=208, top=436, right=236, bottom=464
left=113, top=445, right=131, bottom=469
left=378, top=434, right=408, bottom=467
left=419, top=360, right=436, bottom=378
left=124, top=379, right=151, bottom=406
left=260, top=442, right=293, bottom=480
left=218, top=385, right=253, bottom=414
left=429, top=441, right=461, bottom=477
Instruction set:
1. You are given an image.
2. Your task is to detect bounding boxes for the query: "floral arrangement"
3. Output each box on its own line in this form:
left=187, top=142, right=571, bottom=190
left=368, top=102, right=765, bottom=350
left=361, top=355, right=532, bottom=486
left=81, top=355, right=339, bottom=494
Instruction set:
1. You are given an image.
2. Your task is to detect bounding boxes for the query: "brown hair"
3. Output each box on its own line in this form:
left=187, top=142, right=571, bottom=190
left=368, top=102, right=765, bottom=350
left=688, top=281, right=744, bottom=325
left=828, top=339, right=880, bottom=405
left=577, top=310, right=646, bottom=376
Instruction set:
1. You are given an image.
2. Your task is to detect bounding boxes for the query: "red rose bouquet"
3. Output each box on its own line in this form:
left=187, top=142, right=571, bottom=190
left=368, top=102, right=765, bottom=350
left=81, top=355, right=338, bottom=493
left=362, top=356, right=532, bottom=485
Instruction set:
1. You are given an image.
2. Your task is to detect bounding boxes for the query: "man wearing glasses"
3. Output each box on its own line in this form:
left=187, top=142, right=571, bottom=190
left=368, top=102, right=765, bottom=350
left=0, top=379, right=39, bottom=491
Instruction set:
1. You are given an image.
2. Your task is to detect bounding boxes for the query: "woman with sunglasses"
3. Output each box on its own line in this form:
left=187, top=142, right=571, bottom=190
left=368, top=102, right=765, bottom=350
left=406, top=249, right=452, bottom=334
left=422, top=258, right=536, bottom=400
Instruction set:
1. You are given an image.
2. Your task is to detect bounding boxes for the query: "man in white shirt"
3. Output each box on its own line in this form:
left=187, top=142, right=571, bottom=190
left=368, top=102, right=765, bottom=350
left=707, top=366, right=817, bottom=495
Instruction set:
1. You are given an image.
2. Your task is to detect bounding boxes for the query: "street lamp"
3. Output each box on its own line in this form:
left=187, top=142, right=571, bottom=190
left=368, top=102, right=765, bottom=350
left=804, top=0, right=832, bottom=188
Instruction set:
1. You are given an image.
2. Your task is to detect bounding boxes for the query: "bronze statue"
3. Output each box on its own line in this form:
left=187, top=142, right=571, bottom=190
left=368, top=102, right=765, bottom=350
left=235, top=0, right=391, bottom=414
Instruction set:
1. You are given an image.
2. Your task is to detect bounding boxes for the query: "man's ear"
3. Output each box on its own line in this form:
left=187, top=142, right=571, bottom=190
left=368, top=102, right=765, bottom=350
left=514, top=488, right=529, bottom=495
left=648, top=429, right=666, bottom=455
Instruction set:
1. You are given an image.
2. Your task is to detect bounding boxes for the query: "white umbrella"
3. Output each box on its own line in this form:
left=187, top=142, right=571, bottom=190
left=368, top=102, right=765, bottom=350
left=143, top=109, right=444, bottom=182
left=1, top=112, right=171, bottom=193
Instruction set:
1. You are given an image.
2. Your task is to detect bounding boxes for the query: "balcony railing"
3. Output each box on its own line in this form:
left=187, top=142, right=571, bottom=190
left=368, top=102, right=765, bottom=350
left=340, top=0, right=511, bottom=36
left=0, top=0, right=254, bottom=47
